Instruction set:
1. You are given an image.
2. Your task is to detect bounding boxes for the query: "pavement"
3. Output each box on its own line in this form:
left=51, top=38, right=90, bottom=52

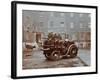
left=23, top=49, right=90, bottom=69
left=77, top=49, right=90, bottom=66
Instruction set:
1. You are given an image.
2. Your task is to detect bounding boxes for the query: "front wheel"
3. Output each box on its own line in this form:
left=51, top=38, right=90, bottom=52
left=68, top=45, right=78, bottom=58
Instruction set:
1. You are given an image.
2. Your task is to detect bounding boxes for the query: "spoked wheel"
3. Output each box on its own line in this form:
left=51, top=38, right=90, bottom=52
left=68, top=45, right=78, bottom=58
left=44, top=53, right=52, bottom=60
left=50, top=50, right=61, bottom=61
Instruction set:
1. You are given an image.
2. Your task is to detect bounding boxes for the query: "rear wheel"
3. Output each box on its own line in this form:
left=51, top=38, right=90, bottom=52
left=44, top=53, right=52, bottom=60
left=50, top=50, right=61, bottom=61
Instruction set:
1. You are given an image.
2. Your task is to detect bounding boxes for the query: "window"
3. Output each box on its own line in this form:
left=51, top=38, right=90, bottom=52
left=39, top=12, right=44, bottom=18
left=60, top=22, right=64, bottom=27
left=60, top=22, right=64, bottom=24
left=70, top=22, right=74, bottom=29
left=60, top=13, right=64, bottom=17
left=79, top=13, right=83, bottom=17
left=70, top=13, right=74, bottom=17
left=40, top=15, right=44, bottom=18
left=50, top=21, right=54, bottom=27
left=88, top=14, right=91, bottom=18
left=54, top=13, right=59, bottom=17
left=50, top=12, right=54, bottom=16
left=40, top=22, right=44, bottom=27
left=80, top=23, right=83, bottom=28
left=88, top=23, right=91, bottom=28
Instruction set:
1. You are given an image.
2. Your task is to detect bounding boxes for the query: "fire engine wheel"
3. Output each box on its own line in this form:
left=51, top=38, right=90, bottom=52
left=50, top=50, right=61, bottom=61
left=44, top=53, right=52, bottom=60
left=68, top=45, right=78, bottom=58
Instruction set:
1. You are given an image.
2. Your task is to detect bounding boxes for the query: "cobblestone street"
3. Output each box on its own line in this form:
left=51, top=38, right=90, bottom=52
left=23, top=49, right=90, bottom=69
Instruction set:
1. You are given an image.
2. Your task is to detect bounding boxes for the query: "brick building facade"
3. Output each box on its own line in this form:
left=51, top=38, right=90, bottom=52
left=22, top=10, right=91, bottom=49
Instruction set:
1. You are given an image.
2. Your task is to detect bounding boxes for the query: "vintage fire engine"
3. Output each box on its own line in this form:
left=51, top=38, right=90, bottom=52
left=42, top=33, right=78, bottom=61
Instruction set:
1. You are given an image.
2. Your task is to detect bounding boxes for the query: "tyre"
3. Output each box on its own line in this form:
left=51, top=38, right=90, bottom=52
left=68, top=45, right=78, bottom=58
left=50, top=50, right=61, bottom=61
left=44, top=53, right=52, bottom=60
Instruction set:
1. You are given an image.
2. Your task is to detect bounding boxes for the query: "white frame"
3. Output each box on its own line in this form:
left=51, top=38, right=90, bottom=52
left=11, top=1, right=98, bottom=79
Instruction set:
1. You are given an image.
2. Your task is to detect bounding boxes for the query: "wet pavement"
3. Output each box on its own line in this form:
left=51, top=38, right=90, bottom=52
left=78, top=49, right=90, bottom=66
left=23, top=49, right=90, bottom=69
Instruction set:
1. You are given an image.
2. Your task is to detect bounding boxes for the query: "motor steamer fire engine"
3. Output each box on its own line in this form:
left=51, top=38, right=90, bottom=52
left=42, top=33, right=78, bottom=61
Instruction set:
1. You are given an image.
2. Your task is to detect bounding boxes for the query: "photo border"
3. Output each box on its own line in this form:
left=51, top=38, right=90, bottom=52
left=11, top=1, right=98, bottom=79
